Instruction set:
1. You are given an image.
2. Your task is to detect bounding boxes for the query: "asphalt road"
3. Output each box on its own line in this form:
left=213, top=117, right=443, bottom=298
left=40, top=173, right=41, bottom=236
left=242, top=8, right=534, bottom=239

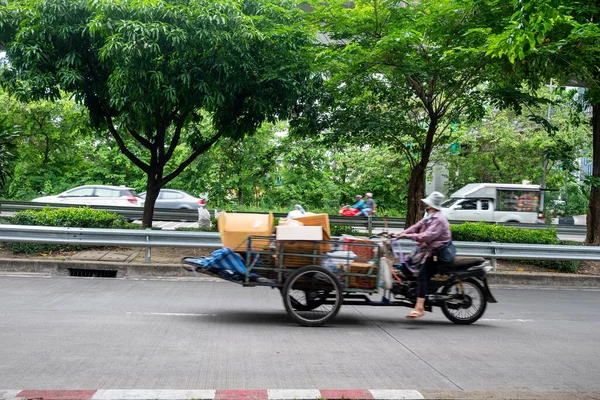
left=0, top=275, right=599, bottom=397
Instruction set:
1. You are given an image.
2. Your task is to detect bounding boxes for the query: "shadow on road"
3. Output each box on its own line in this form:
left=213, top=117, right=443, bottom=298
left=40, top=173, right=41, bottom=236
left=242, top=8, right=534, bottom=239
left=198, top=309, right=498, bottom=330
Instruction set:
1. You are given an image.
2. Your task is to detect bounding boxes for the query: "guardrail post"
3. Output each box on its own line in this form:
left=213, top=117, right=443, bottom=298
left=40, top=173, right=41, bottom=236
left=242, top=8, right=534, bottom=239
left=145, top=229, right=151, bottom=263
left=490, top=241, right=497, bottom=271
left=367, top=215, right=373, bottom=235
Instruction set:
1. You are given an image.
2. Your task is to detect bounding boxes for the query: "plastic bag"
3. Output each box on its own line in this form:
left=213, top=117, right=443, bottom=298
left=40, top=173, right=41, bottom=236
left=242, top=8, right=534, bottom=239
left=323, top=250, right=357, bottom=267
left=198, top=206, right=211, bottom=229
left=286, top=204, right=306, bottom=219
left=378, top=256, right=393, bottom=290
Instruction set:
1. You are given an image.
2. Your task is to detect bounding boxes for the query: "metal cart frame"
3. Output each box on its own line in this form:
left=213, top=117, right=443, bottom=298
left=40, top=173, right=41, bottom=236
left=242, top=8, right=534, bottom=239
left=185, top=235, right=415, bottom=327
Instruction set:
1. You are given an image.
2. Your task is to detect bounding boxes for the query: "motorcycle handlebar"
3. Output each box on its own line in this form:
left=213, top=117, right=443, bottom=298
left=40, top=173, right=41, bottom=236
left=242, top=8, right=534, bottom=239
left=369, top=231, right=401, bottom=240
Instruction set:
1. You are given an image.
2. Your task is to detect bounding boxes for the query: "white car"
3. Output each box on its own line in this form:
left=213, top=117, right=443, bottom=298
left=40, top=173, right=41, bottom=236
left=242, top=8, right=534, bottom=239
left=32, top=185, right=143, bottom=207
left=139, top=189, right=205, bottom=209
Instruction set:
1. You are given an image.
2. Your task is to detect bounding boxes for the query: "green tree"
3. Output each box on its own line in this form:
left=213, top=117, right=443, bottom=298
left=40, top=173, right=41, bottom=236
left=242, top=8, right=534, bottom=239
left=0, top=116, right=17, bottom=195
left=9, top=96, right=98, bottom=198
left=0, top=0, right=315, bottom=226
left=0, top=86, right=147, bottom=199
left=444, top=89, right=592, bottom=199
left=175, top=122, right=282, bottom=207
left=486, top=0, right=600, bottom=244
left=0, top=89, right=18, bottom=195
left=301, top=0, right=503, bottom=226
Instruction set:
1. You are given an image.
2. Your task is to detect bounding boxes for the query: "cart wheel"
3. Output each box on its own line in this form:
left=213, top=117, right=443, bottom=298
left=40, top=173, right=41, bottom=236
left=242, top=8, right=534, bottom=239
left=278, top=287, right=325, bottom=312
left=282, top=265, right=342, bottom=327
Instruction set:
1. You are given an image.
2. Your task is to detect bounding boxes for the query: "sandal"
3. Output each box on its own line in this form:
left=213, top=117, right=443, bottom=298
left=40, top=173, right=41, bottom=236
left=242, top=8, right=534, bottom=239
left=406, top=310, right=425, bottom=319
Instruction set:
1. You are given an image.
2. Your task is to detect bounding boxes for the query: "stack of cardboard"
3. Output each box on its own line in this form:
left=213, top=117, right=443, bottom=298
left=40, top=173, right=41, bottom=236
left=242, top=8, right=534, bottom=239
left=276, top=213, right=331, bottom=268
left=346, top=261, right=378, bottom=289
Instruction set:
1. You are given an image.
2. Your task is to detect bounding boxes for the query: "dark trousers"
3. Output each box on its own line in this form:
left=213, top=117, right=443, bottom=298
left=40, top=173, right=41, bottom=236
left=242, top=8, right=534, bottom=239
left=417, top=257, right=437, bottom=298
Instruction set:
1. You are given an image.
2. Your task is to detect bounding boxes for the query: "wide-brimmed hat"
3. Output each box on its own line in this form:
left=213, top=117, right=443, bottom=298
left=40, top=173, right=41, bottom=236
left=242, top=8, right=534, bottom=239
left=365, top=193, right=373, bottom=198
left=355, top=194, right=363, bottom=199
left=422, top=191, right=445, bottom=210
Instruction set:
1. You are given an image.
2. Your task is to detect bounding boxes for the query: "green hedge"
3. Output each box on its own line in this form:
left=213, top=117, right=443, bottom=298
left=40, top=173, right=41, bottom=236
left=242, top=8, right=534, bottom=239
left=330, top=224, right=368, bottom=237
left=451, top=222, right=578, bottom=273
left=451, top=222, right=559, bottom=244
left=4, top=207, right=132, bottom=254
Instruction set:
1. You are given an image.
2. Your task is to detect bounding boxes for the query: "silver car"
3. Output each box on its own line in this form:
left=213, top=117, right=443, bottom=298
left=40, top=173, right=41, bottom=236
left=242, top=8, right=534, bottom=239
left=32, top=185, right=143, bottom=207
left=139, top=189, right=205, bottom=209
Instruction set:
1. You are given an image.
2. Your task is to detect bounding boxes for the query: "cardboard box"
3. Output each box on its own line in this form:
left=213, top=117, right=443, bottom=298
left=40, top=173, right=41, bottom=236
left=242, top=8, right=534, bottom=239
left=346, top=261, right=378, bottom=289
left=290, top=213, right=330, bottom=237
left=278, top=218, right=304, bottom=227
left=277, top=227, right=331, bottom=268
left=218, top=212, right=274, bottom=251
left=276, top=226, right=323, bottom=241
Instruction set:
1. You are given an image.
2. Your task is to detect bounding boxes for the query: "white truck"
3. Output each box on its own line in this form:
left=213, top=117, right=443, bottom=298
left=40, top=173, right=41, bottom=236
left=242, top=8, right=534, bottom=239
left=441, top=183, right=541, bottom=223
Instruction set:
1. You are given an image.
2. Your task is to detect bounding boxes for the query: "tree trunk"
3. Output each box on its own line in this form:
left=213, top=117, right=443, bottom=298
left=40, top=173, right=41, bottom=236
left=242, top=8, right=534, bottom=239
left=586, top=102, right=600, bottom=245
left=404, top=119, right=437, bottom=228
left=405, top=162, right=427, bottom=227
left=237, top=182, right=244, bottom=205
left=142, top=170, right=162, bottom=228
left=42, top=133, right=50, bottom=168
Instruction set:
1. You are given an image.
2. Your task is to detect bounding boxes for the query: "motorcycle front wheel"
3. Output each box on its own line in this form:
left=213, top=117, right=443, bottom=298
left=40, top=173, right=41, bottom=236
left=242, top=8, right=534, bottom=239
left=441, top=279, right=487, bottom=325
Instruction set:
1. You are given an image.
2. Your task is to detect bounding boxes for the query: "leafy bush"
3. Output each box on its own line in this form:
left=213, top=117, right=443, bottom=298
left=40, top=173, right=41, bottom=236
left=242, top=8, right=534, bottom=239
left=4, top=207, right=131, bottom=254
left=451, top=222, right=579, bottom=272
left=330, top=224, right=368, bottom=237
left=8, top=207, right=129, bottom=228
left=451, top=222, right=559, bottom=245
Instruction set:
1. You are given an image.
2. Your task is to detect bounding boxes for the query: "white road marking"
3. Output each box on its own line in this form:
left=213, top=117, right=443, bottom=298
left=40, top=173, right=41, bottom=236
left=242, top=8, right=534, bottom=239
left=481, top=319, right=534, bottom=322
left=127, top=312, right=217, bottom=317
left=267, top=389, right=321, bottom=399
left=369, top=389, right=425, bottom=399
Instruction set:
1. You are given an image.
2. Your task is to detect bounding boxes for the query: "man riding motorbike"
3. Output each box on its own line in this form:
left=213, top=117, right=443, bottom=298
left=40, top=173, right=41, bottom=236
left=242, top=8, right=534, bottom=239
left=340, top=194, right=366, bottom=216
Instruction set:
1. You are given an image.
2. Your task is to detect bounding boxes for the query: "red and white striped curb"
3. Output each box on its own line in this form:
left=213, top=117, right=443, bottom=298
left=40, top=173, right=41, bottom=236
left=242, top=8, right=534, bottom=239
left=0, top=389, right=424, bottom=400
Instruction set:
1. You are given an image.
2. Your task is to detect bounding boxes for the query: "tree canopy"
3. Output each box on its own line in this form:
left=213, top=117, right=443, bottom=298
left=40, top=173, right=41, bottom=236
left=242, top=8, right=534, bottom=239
left=486, top=0, right=600, bottom=244
left=299, top=0, right=510, bottom=226
left=0, top=0, right=316, bottom=226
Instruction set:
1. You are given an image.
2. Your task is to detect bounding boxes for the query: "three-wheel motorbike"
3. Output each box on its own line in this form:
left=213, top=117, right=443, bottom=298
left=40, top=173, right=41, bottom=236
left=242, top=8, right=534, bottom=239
left=378, top=234, right=497, bottom=324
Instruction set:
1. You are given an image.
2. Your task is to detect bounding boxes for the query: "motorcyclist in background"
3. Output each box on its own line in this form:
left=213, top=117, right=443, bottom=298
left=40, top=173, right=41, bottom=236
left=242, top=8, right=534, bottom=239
left=358, top=193, right=376, bottom=216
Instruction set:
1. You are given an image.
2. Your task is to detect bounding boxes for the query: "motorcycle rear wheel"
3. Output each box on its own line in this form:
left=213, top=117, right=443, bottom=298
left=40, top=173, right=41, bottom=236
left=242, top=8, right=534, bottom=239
left=441, top=279, right=487, bottom=324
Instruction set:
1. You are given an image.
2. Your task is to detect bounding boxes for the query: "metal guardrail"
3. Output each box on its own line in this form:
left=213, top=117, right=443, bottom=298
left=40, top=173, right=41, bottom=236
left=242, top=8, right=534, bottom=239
left=0, top=200, right=198, bottom=221
left=0, top=224, right=221, bottom=263
left=0, top=200, right=587, bottom=235
left=0, top=224, right=598, bottom=265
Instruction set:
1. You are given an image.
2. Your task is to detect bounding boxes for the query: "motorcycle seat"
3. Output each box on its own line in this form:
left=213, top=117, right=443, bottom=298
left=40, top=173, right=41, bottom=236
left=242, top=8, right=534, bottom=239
left=441, top=257, right=486, bottom=269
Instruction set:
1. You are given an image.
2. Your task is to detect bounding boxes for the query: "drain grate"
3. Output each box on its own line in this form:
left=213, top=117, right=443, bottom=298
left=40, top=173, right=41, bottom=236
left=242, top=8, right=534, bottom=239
left=68, top=268, right=118, bottom=278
